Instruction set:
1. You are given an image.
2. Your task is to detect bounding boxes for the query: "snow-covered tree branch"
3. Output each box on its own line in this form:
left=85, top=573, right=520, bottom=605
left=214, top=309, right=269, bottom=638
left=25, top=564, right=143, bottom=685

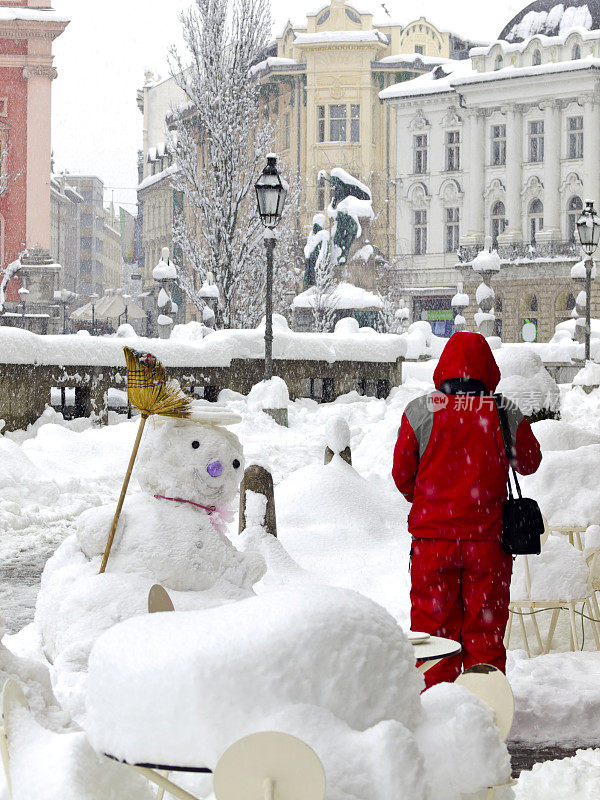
left=170, top=0, right=292, bottom=328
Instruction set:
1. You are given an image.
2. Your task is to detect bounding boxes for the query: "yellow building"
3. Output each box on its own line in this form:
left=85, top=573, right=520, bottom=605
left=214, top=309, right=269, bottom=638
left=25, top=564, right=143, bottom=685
left=254, top=0, right=482, bottom=262
left=102, top=204, right=123, bottom=292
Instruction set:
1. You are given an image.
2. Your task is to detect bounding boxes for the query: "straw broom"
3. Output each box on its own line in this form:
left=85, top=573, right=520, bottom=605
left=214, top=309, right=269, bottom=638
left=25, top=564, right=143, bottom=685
left=98, top=347, right=193, bottom=574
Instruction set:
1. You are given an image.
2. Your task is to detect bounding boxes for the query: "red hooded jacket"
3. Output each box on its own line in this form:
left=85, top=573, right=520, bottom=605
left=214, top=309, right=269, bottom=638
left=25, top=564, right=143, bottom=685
left=392, top=333, right=542, bottom=541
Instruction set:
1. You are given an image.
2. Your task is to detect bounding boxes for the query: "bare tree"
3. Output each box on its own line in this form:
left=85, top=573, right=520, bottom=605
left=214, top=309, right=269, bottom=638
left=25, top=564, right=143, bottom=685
left=170, top=0, right=287, bottom=328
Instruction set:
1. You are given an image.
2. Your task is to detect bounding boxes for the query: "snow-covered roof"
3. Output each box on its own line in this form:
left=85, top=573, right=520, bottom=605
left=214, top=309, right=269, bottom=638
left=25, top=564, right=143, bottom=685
left=138, top=164, right=178, bottom=192
left=294, top=29, right=388, bottom=46
left=376, top=53, right=452, bottom=65
left=452, top=56, right=600, bottom=87
left=379, top=59, right=473, bottom=100
left=249, top=56, right=300, bottom=77
left=472, top=25, right=600, bottom=56
left=0, top=8, right=69, bottom=24
left=293, top=282, right=384, bottom=310
left=499, top=1, right=600, bottom=43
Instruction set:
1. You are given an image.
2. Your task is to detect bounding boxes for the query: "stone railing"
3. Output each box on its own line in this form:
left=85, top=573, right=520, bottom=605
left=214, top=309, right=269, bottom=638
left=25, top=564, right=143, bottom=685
left=458, top=240, right=579, bottom=264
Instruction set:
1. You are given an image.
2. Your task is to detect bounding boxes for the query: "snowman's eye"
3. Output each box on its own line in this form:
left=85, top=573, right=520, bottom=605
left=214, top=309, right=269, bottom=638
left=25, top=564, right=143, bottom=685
left=207, top=460, right=223, bottom=478
left=232, top=459, right=241, bottom=469
left=191, top=441, right=200, bottom=449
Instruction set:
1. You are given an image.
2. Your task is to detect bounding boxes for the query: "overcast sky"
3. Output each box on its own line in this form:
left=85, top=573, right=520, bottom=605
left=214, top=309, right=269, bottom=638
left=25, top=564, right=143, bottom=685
left=50, top=0, right=524, bottom=213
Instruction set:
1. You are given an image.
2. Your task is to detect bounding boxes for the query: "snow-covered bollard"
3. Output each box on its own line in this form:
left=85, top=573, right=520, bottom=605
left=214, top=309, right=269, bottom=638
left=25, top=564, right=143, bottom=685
left=239, top=464, right=277, bottom=537
left=153, top=246, right=178, bottom=339
left=472, top=238, right=501, bottom=338
left=451, top=284, right=469, bottom=332
left=571, top=259, right=596, bottom=347
left=324, top=416, right=352, bottom=466
left=248, top=376, right=289, bottom=427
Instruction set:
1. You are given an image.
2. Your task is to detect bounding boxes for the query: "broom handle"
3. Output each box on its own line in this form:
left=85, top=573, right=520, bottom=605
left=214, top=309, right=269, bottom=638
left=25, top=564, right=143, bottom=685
left=99, top=414, right=148, bottom=574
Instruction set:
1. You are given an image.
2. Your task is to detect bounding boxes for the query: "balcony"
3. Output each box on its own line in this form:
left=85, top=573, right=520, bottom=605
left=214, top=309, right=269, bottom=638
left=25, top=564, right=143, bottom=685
left=457, top=240, right=579, bottom=265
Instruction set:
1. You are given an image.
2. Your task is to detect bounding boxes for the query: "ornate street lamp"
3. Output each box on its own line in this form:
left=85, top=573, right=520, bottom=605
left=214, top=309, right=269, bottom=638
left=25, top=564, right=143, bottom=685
left=123, top=293, right=131, bottom=326
left=254, top=154, right=288, bottom=381
left=18, top=287, right=29, bottom=328
left=576, top=200, right=600, bottom=361
left=89, top=292, right=99, bottom=336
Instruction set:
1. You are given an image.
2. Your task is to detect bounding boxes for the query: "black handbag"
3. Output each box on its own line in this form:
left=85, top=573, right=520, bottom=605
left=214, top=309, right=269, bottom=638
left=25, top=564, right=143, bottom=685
left=494, top=397, right=544, bottom=556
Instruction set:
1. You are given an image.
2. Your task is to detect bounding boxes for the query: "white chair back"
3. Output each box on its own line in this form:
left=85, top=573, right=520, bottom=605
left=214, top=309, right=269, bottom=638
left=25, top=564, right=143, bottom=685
left=455, top=664, right=514, bottom=742
left=147, top=584, right=174, bottom=614
left=213, top=732, right=326, bottom=800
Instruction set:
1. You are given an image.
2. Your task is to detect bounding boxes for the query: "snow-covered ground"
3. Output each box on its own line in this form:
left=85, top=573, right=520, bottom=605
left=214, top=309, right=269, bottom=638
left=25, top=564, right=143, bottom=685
left=2, top=356, right=600, bottom=797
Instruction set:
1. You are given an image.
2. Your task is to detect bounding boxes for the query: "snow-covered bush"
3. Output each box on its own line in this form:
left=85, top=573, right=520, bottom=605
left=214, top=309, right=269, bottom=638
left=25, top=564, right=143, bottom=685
left=495, top=347, right=560, bottom=419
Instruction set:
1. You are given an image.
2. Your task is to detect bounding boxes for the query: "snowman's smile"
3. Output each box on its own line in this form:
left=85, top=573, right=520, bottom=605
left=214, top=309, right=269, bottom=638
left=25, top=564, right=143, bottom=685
left=193, top=467, right=223, bottom=500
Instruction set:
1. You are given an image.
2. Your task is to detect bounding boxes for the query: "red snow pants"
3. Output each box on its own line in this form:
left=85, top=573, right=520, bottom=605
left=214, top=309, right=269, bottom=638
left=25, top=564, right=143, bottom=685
left=410, top=538, right=512, bottom=689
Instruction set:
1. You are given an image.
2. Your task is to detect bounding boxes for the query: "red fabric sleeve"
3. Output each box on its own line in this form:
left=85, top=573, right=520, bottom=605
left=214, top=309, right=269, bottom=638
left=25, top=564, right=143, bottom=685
left=513, top=418, right=542, bottom=475
left=392, top=413, right=420, bottom=502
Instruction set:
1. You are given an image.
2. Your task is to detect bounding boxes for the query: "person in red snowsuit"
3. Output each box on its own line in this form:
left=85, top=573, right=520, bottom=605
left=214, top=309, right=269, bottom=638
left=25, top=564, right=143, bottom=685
left=392, top=332, right=541, bottom=688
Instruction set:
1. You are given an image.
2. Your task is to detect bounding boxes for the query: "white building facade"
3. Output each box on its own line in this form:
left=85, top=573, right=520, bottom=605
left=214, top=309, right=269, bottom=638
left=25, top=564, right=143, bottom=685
left=382, top=15, right=600, bottom=341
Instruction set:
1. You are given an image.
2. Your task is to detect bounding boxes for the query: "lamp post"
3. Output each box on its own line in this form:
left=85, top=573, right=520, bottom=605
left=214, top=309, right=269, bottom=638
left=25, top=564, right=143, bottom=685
left=54, top=288, right=78, bottom=334
left=18, top=287, right=29, bottom=328
left=254, top=154, right=288, bottom=381
left=89, top=293, right=99, bottom=336
left=123, top=293, right=131, bottom=326
left=576, top=200, right=600, bottom=361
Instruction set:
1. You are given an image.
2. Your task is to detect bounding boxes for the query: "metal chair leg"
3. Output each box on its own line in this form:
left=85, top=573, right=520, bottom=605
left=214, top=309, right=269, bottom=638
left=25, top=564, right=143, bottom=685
left=545, top=608, right=560, bottom=654
left=518, top=608, right=531, bottom=658
left=568, top=603, right=579, bottom=650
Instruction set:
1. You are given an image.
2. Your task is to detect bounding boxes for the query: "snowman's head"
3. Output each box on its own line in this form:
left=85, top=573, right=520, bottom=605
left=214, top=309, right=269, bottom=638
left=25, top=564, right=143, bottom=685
left=137, top=417, right=244, bottom=507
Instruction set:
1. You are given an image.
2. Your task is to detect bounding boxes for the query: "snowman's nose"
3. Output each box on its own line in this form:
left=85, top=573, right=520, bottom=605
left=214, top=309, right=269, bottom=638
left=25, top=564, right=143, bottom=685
left=207, top=460, right=223, bottom=478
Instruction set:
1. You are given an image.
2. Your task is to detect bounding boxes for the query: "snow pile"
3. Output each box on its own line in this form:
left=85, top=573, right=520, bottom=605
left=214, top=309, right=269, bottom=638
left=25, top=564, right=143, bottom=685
left=472, top=249, right=501, bottom=273
left=152, top=256, right=177, bottom=281
left=511, top=535, right=590, bottom=602
left=34, top=416, right=264, bottom=723
left=521, top=443, right=600, bottom=526
left=515, top=748, right=600, bottom=799
left=86, top=585, right=508, bottom=799
left=451, top=292, right=469, bottom=308
left=532, top=419, right=600, bottom=451
left=573, top=361, right=600, bottom=386
left=292, top=282, right=384, bottom=310
left=504, top=5, right=593, bottom=42
left=325, top=416, right=351, bottom=454
left=508, top=651, right=600, bottom=745
left=0, top=436, right=60, bottom=509
left=495, top=347, right=560, bottom=415
left=352, top=244, right=374, bottom=262
left=86, top=586, right=422, bottom=766
left=247, top=377, right=289, bottom=411
left=571, top=259, right=597, bottom=279
left=5, top=702, right=153, bottom=800
left=379, top=58, right=473, bottom=99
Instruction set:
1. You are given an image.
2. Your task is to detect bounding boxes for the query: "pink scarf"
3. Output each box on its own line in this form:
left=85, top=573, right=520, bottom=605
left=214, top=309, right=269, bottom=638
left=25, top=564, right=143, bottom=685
left=153, top=494, right=234, bottom=534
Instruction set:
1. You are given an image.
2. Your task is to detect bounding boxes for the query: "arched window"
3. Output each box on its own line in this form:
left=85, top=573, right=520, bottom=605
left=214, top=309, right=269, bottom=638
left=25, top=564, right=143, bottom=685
left=572, top=44, right=581, bottom=60
left=532, top=49, right=542, bottom=66
left=528, top=198, right=544, bottom=244
left=567, top=195, right=583, bottom=242
left=491, top=200, right=507, bottom=246
left=555, top=292, right=576, bottom=323
left=494, top=55, right=503, bottom=71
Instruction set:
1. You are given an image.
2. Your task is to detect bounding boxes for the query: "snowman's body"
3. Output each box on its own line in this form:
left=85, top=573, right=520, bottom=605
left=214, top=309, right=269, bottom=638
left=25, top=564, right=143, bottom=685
left=35, top=414, right=265, bottom=723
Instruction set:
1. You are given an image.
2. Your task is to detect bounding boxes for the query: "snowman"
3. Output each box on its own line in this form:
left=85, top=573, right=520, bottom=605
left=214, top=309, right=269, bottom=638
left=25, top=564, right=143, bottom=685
left=34, top=407, right=265, bottom=723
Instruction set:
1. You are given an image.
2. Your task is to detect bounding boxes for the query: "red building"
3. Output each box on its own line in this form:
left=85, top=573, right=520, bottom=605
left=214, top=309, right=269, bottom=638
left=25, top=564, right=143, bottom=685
left=0, top=1, right=67, bottom=301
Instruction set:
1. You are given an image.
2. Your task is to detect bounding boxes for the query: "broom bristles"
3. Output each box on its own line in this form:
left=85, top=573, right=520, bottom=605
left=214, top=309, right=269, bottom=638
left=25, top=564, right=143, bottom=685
left=124, top=347, right=193, bottom=418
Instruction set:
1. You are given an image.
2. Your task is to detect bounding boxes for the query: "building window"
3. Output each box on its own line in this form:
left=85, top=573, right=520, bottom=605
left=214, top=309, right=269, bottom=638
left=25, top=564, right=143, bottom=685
left=572, top=43, right=581, bottom=60
left=568, top=116, right=583, bottom=159
left=528, top=120, right=544, bottom=162
left=317, top=106, right=325, bottom=143
left=567, top=195, right=583, bottom=242
left=284, top=113, right=290, bottom=150
left=494, top=55, right=503, bottom=70
left=445, top=207, right=460, bottom=252
left=491, top=200, right=507, bottom=247
left=532, top=49, right=542, bottom=66
left=445, top=131, right=460, bottom=171
left=528, top=198, right=544, bottom=244
left=350, top=104, right=360, bottom=142
left=491, top=124, right=507, bottom=166
left=414, top=209, right=427, bottom=254
left=317, top=176, right=326, bottom=211
left=413, top=134, right=428, bottom=173
left=415, top=45, right=424, bottom=54
left=329, top=104, right=347, bottom=142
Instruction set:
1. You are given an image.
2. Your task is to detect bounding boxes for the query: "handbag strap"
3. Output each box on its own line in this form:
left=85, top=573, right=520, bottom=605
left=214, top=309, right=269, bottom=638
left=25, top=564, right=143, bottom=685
left=493, top=396, right=523, bottom=500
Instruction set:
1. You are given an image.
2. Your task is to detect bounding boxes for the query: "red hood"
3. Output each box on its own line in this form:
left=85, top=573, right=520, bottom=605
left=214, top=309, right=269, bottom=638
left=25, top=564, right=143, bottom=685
left=433, top=332, right=501, bottom=392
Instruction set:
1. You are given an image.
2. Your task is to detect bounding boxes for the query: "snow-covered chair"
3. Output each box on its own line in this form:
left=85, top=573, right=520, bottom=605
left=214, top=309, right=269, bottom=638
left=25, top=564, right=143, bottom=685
left=506, top=526, right=600, bottom=656
left=549, top=524, right=586, bottom=551
left=1, top=679, right=153, bottom=800
left=456, top=665, right=516, bottom=800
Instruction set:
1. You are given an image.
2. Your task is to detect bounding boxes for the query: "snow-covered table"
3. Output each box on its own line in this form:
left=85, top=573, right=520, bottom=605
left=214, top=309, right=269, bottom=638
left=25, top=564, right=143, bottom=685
left=412, top=635, right=462, bottom=674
